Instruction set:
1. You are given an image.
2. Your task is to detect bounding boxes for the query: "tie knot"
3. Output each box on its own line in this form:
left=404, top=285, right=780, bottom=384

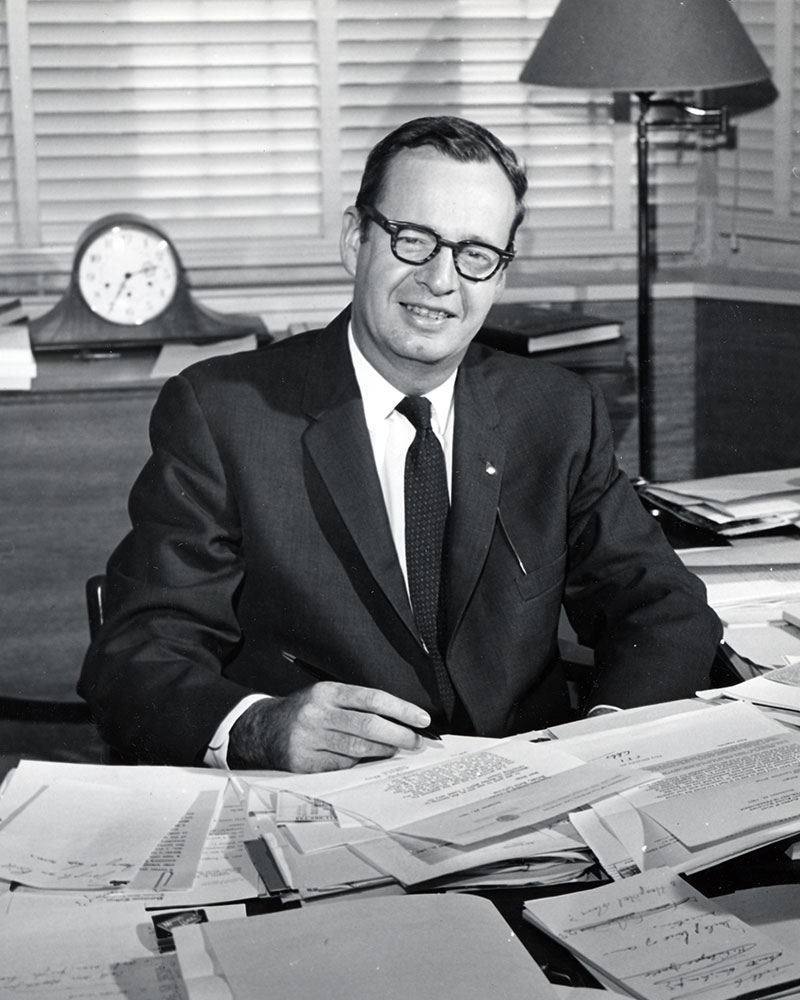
left=397, top=395, right=432, bottom=431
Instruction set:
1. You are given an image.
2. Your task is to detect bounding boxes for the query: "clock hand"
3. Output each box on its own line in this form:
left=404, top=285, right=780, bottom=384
left=108, top=263, right=158, bottom=312
left=108, top=273, right=132, bottom=310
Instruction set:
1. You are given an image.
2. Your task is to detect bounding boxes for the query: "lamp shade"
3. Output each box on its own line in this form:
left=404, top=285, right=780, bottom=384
left=520, top=0, right=770, bottom=92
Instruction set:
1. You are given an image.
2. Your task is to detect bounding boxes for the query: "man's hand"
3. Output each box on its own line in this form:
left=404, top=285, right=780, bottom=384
left=227, top=681, right=434, bottom=772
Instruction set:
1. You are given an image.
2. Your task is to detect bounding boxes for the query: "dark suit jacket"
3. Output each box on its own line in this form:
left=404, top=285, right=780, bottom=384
left=79, top=307, right=721, bottom=764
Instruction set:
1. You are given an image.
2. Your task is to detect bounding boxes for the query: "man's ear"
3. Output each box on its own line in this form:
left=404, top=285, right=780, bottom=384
left=340, top=206, right=362, bottom=278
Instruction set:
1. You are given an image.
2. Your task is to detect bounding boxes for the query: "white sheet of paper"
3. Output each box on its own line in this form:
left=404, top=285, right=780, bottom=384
left=149, top=333, right=257, bottom=379
left=280, top=819, right=384, bottom=854
left=702, top=568, right=800, bottom=607
left=722, top=622, right=800, bottom=667
left=678, top=537, right=800, bottom=607
left=648, top=467, right=800, bottom=506
left=245, top=732, right=500, bottom=804
left=283, top=842, right=389, bottom=897
left=568, top=806, right=642, bottom=880
left=0, top=760, right=228, bottom=822
left=547, top=698, right=710, bottom=740
left=130, top=788, right=220, bottom=892
left=0, top=778, right=197, bottom=889
left=627, top=733, right=800, bottom=847
left=559, top=699, right=779, bottom=771
left=702, top=669, right=800, bottom=712
left=680, top=536, right=800, bottom=568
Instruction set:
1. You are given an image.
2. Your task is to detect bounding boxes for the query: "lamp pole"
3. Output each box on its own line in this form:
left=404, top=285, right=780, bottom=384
left=636, top=91, right=654, bottom=483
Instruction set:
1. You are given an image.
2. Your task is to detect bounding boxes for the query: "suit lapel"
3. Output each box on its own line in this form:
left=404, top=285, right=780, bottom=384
left=301, top=315, right=417, bottom=635
left=446, top=354, right=505, bottom=644
left=300, top=317, right=505, bottom=654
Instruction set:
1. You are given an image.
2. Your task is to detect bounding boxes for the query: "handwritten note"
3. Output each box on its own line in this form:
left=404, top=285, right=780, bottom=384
left=0, top=899, right=189, bottom=1000
left=524, top=868, right=800, bottom=1000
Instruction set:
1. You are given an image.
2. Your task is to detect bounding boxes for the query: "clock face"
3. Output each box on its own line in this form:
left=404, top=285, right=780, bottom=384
left=77, top=223, right=179, bottom=325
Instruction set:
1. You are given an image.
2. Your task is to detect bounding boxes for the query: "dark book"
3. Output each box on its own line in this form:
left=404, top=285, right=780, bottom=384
left=531, top=336, right=628, bottom=371
left=478, top=302, right=622, bottom=354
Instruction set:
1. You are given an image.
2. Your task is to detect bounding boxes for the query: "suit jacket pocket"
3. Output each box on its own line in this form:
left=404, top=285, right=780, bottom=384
left=515, top=550, right=567, bottom=602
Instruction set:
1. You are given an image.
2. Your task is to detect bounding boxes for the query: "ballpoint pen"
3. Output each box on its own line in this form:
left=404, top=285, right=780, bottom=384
left=281, top=650, right=442, bottom=740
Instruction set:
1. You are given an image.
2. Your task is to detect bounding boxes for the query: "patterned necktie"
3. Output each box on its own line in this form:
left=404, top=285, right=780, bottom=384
left=396, top=395, right=455, bottom=718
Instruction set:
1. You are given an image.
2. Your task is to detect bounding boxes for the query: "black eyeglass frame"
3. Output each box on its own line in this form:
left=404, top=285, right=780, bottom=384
left=358, top=204, right=515, bottom=282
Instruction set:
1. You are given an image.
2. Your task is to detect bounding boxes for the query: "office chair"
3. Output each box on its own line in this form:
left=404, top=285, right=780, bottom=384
left=0, top=576, right=103, bottom=732
left=0, top=579, right=104, bottom=773
left=0, top=579, right=103, bottom=732
left=83, top=573, right=137, bottom=765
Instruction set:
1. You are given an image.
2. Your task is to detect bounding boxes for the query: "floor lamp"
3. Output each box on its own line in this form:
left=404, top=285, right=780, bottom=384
left=519, top=0, right=769, bottom=482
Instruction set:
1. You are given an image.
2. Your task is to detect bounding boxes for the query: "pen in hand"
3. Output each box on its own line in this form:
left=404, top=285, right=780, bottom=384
left=281, top=651, right=442, bottom=741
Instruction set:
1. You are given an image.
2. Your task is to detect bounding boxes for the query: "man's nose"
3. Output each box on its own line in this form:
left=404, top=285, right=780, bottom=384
left=413, top=246, right=459, bottom=294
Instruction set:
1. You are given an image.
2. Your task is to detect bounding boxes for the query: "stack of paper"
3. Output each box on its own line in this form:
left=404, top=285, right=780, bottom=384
left=524, top=867, right=800, bottom=1000
left=642, top=467, right=800, bottom=537
left=0, top=299, right=36, bottom=390
left=5, top=701, right=800, bottom=999
left=549, top=700, right=800, bottom=877
left=0, top=760, right=259, bottom=905
left=216, top=702, right=800, bottom=898
left=679, top=536, right=800, bottom=670
left=240, top=733, right=643, bottom=897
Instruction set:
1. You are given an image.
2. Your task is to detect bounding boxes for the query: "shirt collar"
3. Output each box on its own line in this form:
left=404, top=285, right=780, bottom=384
left=347, top=325, right=456, bottom=434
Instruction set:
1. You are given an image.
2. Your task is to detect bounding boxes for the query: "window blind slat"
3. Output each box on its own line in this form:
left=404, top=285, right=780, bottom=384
left=0, top=0, right=19, bottom=248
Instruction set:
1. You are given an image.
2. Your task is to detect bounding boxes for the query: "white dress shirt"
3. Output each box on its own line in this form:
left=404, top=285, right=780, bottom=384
left=204, top=328, right=457, bottom=767
left=347, top=327, right=456, bottom=591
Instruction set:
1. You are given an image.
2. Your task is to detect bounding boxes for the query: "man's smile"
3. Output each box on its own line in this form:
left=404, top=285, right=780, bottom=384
left=401, top=301, right=457, bottom=321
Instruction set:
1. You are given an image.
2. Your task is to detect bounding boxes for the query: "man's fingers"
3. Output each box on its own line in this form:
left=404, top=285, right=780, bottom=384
left=309, top=681, right=436, bottom=754
left=312, top=680, right=433, bottom=731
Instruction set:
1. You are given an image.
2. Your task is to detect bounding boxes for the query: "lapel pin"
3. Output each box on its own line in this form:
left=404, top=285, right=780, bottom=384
left=485, top=461, right=497, bottom=476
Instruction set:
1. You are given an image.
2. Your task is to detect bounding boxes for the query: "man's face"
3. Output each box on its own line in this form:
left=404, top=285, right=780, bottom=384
left=341, top=146, right=517, bottom=393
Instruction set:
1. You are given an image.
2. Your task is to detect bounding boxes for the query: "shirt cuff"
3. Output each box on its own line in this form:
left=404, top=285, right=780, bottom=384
left=585, top=704, right=621, bottom=718
left=204, top=694, right=271, bottom=769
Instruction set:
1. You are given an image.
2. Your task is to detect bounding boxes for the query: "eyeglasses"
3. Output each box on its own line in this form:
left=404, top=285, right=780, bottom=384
left=359, top=204, right=515, bottom=282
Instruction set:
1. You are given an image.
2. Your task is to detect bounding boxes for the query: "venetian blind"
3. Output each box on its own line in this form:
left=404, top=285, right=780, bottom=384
left=1, top=0, right=708, bottom=277
left=26, top=0, right=323, bottom=258
left=717, top=0, right=800, bottom=243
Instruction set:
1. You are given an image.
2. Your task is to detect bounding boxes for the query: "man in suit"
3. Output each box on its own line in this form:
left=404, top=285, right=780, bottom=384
left=79, top=116, right=721, bottom=771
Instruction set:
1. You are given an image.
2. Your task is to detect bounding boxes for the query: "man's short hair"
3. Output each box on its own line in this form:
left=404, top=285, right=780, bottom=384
left=354, top=116, right=528, bottom=246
